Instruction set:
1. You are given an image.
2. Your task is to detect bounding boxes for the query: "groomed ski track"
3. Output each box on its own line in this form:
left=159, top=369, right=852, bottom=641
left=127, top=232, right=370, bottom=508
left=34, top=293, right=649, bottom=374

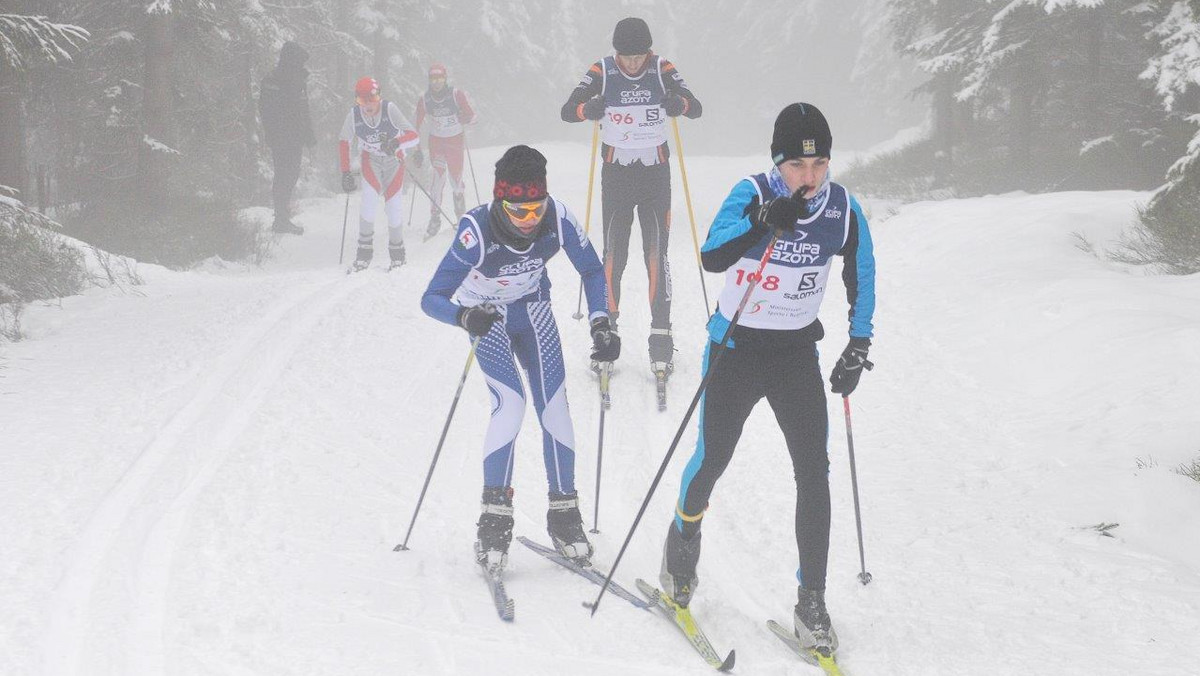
left=2, top=144, right=1199, bottom=675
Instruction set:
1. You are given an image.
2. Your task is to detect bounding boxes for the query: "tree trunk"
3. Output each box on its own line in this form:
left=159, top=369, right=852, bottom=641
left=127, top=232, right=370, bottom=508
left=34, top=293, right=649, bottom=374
left=0, top=67, right=27, bottom=197
left=140, top=7, right=175, bottom=211
left=931, top=74, right=956, bottom=185
left=335, top=0, right=349, bottom=102
left=241, top=46, right=258, bottom=203
left=372, top=22, right=390, bottom=91
left=1009, top=79, right=1033, bottom=162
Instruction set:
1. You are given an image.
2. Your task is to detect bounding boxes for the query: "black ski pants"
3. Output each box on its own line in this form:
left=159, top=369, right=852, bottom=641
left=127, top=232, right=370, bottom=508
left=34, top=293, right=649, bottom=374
left=675, top=327, right=832, bottom=590
left=271, top=143, right=303, bottom=223
left=600, top=160, right=673, bottom=361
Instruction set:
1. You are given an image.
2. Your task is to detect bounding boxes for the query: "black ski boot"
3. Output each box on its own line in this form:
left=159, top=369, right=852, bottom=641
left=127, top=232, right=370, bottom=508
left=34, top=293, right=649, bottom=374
left=351, top=245, right=372, bottom=272
left=546, top=491, right=593, bottom=564
left=793, top=587, right=839, bottom=654
left=388, top=244, right=406, bottom=271
left=475, top=486, right=514, bottom=571
left=453, top=192, right=466, bottom=219
left=649, top=329, right=675, bottom=378
left=659, top=520, right=702, bottom=607
left=590, top=316, right=619, bottom=373
left=425, top=210, right=441, bottom=239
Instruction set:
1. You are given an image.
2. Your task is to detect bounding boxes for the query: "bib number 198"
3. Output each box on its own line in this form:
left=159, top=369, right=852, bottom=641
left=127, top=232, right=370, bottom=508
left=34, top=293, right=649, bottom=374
left=735, top=269, right=779, bottom=290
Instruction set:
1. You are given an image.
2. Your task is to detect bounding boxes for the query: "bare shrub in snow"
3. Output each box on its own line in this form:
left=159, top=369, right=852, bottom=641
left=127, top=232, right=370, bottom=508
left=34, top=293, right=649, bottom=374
left=72, top=192, right=269, bottom=269
left=1113, top=181, right=1200, bottom=274
left=0, top=198, right=86, bottom=327
left=1175, top=457, right=1200, bottom=484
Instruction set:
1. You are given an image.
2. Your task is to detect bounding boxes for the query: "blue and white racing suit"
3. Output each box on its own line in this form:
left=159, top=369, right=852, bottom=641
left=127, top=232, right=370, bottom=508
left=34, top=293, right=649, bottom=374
left=421, top=200, right=608, bottom=494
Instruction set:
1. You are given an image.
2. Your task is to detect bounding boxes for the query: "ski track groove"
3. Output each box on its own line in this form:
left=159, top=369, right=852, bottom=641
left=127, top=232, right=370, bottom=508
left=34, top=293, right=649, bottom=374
left=42, top=273, right=366, bottom=676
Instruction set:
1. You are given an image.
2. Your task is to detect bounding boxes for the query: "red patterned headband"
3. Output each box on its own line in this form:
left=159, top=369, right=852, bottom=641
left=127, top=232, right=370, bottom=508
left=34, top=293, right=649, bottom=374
left=493, top=179, right=547, bottom=202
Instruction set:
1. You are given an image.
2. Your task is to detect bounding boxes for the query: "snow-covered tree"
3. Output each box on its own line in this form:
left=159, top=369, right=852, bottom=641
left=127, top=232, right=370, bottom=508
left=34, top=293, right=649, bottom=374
left=0, top=12, right=87, bottom=197
left=859, top=0, right=1189, bottom=195
left=1121, top=0, right=1200, bottom=273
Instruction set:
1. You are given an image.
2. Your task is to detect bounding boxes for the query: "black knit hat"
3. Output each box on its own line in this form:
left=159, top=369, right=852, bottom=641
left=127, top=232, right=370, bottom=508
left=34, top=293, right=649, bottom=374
left=493, top=145, right=548, bottom=202
left=613, top=17, right=652, bottom=55
left=771, top=103, right=832, bottom=164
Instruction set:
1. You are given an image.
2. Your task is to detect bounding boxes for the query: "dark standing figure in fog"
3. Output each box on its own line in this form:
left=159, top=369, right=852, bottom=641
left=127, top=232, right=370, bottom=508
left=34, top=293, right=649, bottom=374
left=338, top=77, right=420, bottom=271
left=658, top=103, right=876, bottom=657
left=412, top=63, right=478, bottom=239
left=259, top=41, right=316, bottom=235
left=560, top=17, right=702, bottom=377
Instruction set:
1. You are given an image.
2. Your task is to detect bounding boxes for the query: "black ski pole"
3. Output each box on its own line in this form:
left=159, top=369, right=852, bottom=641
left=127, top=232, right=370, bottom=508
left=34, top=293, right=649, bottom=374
left=394, top=336, right=481, bottom=551
left=464, top=130, right=482, bottom=206
left=407, top=176, right=417, bottom=229
left=338, top=191, right=351, bottom=265
left=589, top=362, right=612, bottom=534
left=842, top=394, right=873, bottom=585
left=405, top=159, right=457, bottom=226
left=586, top=231, right=783, bottom=616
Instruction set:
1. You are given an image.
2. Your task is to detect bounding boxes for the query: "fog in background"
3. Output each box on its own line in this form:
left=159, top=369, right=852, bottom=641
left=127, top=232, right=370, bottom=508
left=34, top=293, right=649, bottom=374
left=386, top=1, right=924, bottom=156
left=5, top=0, right=1198, bottom=276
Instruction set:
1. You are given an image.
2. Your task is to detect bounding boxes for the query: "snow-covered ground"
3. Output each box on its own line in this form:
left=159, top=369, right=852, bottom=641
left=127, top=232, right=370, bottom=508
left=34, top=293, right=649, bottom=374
left=3, top=144, right=1199, bottom=676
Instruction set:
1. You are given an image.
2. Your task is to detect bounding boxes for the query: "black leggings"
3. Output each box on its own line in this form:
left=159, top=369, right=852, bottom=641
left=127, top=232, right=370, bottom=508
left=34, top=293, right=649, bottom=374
left=676, top=328, right=831, bottom=589
left=600, top=161, right=672, bottom=334
left=271, top=144, right=303, bottom=222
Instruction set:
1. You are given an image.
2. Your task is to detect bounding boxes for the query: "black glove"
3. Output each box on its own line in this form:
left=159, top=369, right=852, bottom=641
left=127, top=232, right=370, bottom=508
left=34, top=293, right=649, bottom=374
left=751, top=194, right=805, bottom=236
left=589, top=317, right=621, bottom=363
left=582, top=97, right=606, bottom=121
left=830, top=337, right=873, bottom=396
left=380, top=136, right=400, bottom=156
left=341, top=171, right=356, bottom=193
left=458, top=303, right=501, bottom=337
left=663, top=94, right=686, bottom=117
left=409, top=147, right=424, bottom=167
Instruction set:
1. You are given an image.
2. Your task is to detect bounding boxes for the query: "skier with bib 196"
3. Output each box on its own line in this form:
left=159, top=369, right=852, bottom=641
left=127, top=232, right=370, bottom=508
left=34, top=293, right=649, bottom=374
left=412, top=63, right=477, bottom=239
left=421, top=145, right=621, bottom=571
left=657, top=103, right=876, bottom=656
left=338, top=76, right=419, bottom=271
left=559, top=17, right=701, bottom=382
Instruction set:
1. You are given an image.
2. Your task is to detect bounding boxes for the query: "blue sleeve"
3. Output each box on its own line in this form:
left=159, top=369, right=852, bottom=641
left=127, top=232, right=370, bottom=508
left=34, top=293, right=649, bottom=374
left=842, top=195, right=876, bottom=339
left=557, top=203, right=609, bottom=321
left=700, top=178, right=766, bottom=272
left=421, top=218, right=483, bottom=327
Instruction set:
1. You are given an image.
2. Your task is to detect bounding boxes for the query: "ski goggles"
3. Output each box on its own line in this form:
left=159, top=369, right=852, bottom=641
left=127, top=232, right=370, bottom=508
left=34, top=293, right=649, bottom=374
left=502, top=198, right=548, bottom=225
left=356, top=92, right=381, bottom=106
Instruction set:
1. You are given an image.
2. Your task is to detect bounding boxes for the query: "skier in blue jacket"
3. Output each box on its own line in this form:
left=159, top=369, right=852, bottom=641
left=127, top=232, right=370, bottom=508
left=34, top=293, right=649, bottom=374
left=658, top=103, right=876, bottom=656
left=421, top=145, right=621, bottom=571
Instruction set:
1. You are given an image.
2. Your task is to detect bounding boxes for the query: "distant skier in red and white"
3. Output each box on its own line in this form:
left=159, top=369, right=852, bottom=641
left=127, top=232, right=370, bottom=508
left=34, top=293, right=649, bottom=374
left=412, top=63, right=477, bottom=238
left=338, top=76, right=419, bottom=271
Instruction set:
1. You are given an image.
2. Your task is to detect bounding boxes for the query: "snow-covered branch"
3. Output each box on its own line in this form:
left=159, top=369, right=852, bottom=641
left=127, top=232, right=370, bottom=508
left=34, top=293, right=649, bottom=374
left=0, top=13, right=89, bottom=71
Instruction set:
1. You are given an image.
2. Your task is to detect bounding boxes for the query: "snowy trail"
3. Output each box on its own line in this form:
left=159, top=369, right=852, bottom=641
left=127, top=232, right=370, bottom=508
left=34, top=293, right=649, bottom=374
left=3, top=146, right=1200, bottom=675
left=42, top=272, right=366, bottom=674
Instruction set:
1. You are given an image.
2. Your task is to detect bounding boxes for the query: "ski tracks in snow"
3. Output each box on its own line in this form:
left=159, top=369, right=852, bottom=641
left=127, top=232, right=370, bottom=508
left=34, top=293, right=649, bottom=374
left=42, top=272, right=368, bottom=675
